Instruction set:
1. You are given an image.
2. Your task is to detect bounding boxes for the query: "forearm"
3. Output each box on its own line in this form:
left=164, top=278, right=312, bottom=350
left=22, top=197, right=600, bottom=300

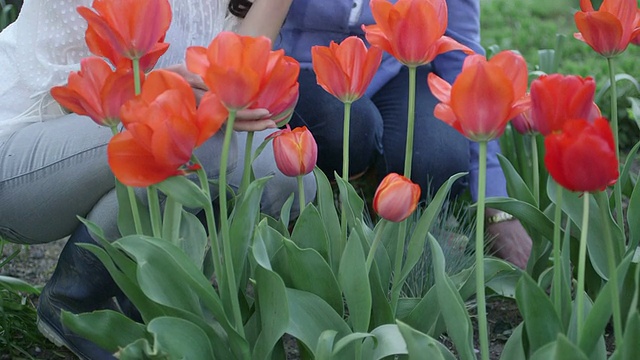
left=236, top=0, right=293, bottom=44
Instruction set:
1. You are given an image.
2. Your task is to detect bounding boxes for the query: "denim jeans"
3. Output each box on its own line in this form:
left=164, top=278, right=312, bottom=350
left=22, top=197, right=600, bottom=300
left=0, top=114, right=315, bottom=244
left=289, top=65, right=469, bottom=198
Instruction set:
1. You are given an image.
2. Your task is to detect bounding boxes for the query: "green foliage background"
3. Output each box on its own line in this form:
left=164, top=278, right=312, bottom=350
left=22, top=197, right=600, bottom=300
left=481, top=0, right=640, bottom=148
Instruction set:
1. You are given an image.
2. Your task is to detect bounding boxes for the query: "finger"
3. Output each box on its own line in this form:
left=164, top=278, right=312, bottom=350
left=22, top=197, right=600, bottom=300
left=233, top=119, right=277, bottom=132
left=236, top=108, right=270, bottom=120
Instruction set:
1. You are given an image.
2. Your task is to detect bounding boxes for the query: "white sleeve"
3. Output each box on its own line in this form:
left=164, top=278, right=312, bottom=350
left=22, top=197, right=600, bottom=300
left=0, top=0, right=92, bottom=134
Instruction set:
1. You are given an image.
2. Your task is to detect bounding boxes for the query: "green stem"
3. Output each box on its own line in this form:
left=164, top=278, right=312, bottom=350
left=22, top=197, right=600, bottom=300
left=126, top=187, right=143, bottom=234
left=390, top=220, right=407, bottom=316
left=147, top=187, right=162, bottom=238
left=342, top=102, right=352, bottom=181
left=607, top=57, right=624, bottom=242
left=552, top=183, right=563, bottom=316
left=218, top=112, right=245, bottom=337
left=576, top=193, right=590, bottom=337
left=531, top=136, right=540, bottom=206
left=476, top=140, right=489, bottom=360
left=132, top=58, right=141, bottom=96
left=596, top=191, right=623, bottom=348
left=161, top=196, right=182, bottom=245
left=403, top=66, right=417, bottom=178
left=297, top=175, right=305, bottom=214
left=365, top=221, right=386, bottom=273
left=240, top=131, right=255, bottom=195
left=340, top=102, right=352, bottom=255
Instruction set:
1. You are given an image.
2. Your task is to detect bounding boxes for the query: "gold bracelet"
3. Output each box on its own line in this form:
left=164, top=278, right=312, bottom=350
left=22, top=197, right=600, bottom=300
left=485, top=211, right=514, bottom=225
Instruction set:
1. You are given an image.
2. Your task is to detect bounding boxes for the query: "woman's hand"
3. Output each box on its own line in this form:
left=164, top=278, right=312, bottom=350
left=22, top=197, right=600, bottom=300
left=234, top=109, right=277, bottom=132
left=485, top=208, right=532, bottom=269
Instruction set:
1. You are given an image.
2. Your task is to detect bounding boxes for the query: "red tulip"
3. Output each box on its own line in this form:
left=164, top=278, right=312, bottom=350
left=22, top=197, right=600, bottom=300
left=362, top=0, right=473, bottom=66
left=78, top=0, right=171, bottom=71
left=544, top=118, right=619, bottom=192
left=248, top=50, right=300, bottom=125
left=268, top=125, right=318, bottom=177
left=530, top=74, right=598, bottom=136
left=427, top=51, right=530, bottom=141
left=50, top=57, right=136, bottom=128
left=108, top=70, right=228, bottom=187
left=511, top=107, right=536, bottom=135
left=373, top=173, right=421, bottom=222
left=632, top=9, right=640, bottom=46
left=574, top=0, right=640, bottom=57
left=311, top=36, right=382, bottom=103
left=186, top=32, right=273, bottom=111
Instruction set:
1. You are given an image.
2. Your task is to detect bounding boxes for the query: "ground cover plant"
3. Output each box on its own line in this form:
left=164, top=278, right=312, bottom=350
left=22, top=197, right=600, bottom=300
left=1, top=0, right=639, bottom=359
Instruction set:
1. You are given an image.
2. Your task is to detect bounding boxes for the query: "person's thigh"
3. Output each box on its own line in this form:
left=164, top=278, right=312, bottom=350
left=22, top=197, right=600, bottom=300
left=289, top=69, right=383, bottom=178
left=373, top=65, right=469, bottom=198
left=0, top=115, right=114, bottom=244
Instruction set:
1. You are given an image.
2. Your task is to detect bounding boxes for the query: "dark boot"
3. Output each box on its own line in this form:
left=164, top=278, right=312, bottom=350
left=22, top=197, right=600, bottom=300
left=37, top=224, right=120, bottom=360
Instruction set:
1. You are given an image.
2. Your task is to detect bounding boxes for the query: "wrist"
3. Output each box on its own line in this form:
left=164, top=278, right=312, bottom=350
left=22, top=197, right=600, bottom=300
left=485, top=210, right=514, bottom=226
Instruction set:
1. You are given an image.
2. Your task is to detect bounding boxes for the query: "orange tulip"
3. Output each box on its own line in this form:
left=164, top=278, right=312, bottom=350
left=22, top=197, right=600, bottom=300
left=186, top=32, right=273, bottom=111
left=78, top=0, right=171, bottom=70
left=268, top=125, right=318, bottom=177
left=427, top=51, right=530, bottom=141
left=108, top=70, right=228, bottom=187
left=530, top=74, right=598, bottom=136
left=248, top=50, right=301, bottom=125
left=311, top=36, right=382, bottom=103
left=574, top=0, right=640, bottom=57
left=373, top=173, right=421, bottom=222
left=362, top=0, right=473, bottom=66
left=545, top=118, right=619, bottom=192
left=51, top=57, right=136, bottom=128
left=632, top=9, right=640, bottom=46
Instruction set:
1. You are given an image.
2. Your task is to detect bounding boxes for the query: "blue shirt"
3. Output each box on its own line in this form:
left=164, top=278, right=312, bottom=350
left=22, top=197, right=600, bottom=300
left=276, top=0, right=508, bottom=199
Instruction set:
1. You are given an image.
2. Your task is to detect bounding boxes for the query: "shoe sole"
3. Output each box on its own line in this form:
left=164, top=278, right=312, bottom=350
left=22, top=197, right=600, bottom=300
left=37, top=315, right=84, bottom=359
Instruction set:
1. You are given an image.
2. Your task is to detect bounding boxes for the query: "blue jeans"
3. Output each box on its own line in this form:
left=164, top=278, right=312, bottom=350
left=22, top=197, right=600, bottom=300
left=290, top=65, right=469, bottom=198
left=0, top=114, right=315, bottom=244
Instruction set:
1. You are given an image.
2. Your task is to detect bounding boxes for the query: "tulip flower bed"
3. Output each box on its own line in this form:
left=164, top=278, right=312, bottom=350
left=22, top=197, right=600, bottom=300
left=2, top=0, right=640, bottom=359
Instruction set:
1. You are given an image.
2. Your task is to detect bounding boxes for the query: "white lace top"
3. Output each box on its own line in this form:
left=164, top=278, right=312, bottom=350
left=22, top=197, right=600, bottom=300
left=0, top=0, right=240, bottom=139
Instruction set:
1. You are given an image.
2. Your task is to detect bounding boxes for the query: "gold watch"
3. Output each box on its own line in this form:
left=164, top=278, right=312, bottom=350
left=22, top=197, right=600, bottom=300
left=485, top=211, right=514, bottom=225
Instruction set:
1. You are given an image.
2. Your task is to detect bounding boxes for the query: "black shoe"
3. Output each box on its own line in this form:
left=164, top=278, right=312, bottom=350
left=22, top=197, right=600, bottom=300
left=37, top=224, right=119, bottom=360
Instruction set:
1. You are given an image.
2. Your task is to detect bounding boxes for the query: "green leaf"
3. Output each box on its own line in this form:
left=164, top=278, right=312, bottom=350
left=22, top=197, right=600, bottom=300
left=428, top=235, right=475, bottom=360
left=285, top=288, right=352, bottom=358
left=333, top=332, right=374, bottom=356
left=547, top=178, right=624, bottom=279
left=498, top=154, right=537, bottom=207
left=338, top=233, right=371, bottom=333
left=335, top=175, right=365, bottom=231
left=253, top=265, right=289, bottom=360
left=628, top=165, right=640, bottom=249
left=578, top=251, right=633, bottom=355
left=116, top=338, right=164, bottom=359
left=515, top=272, right=562, bottom=353
left=315, top=330, right=338, bottom=360
left=397, top=320, right=448, bottom=360
left=485, top=197, right=555, bottom=240
left=155, top=176, right=209, bottom=208
left=313, top=167, right=342, bottom=272
left=399, top=173, right=467, bottom=286
left=499, top=323, right=526, bottom=360
left=619, top=140, right=640, bottom=200
left=148, top=316, right=214, bottom=359
left=0, top=275, right=40, bottom=294
left=283, top=237, right=343, bottom=314
left=115, top=180, right=152, bottom=236
left=230, top=176, right=270, bottom=288
left=175, top=210, right=208, bottom=269
left=360, top=325, right=408, bottom=360
left=613, top=311, right=640, bottom=360
left=279, top=193, right=295, bottom=232
left=555, top=334, right=589, bottom=360
left=62, top=310, right=148, bottom=353
left=291, top=204, right=330, bottom=259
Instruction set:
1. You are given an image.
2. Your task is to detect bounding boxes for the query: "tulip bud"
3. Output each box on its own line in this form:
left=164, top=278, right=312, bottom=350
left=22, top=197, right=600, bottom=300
left=373, top=173, right=421, bottom=222
left=269, top=126, right=318, bottom=177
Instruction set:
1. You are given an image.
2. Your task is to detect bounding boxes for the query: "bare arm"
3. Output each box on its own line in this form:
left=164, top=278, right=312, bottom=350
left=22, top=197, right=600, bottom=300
left=236, top=0, right=293, bottom=43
